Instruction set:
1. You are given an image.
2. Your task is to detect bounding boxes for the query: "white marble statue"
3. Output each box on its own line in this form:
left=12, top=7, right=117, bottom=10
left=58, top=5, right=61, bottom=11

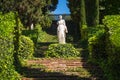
left=57, top=15, right=68, bottom=44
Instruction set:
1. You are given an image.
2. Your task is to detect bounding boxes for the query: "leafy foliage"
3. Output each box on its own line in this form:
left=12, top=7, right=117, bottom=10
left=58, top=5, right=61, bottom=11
left=0, top=0, right=58, bottom=27
left=67, top=0, right=80, bottom=24
left=102, top=15, right=120, bottom=80
left=18, top=35, right=34, bottom=60
left=89, top=15, right=120, bottom=80
left=100, top=0, right=120, bottom=15
left=67, top=0, right=99, bottom=27
left=67, top=0, right=87, bottom=40
left=0, top=12, right=20, bottom=79
left=88, top=25, right=107, bottom=60
left=45, top=44, right=80, bottom=58
left=22, top=24, right=58, bottom=44
left=22, top=29, right=38, bottom=45
left=103, top=15, right=120, bottom=62
left=36, top=24, right=57, bottom=42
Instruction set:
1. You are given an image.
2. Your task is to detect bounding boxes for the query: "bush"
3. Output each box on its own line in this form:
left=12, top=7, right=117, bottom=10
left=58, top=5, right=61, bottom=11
left=0, top=12, right=20, bottom=79
left=45, top=44, right=80, bottom=58
left=18, top=35, right=34, bottom=60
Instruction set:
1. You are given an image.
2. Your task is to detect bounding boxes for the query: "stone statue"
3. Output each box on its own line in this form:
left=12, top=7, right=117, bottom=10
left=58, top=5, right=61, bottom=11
left=57, top=15, right=68, bottom=44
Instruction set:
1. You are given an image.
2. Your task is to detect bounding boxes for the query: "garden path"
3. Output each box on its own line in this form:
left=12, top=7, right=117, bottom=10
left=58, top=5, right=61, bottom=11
left=21, top=42, right=106, bottom=80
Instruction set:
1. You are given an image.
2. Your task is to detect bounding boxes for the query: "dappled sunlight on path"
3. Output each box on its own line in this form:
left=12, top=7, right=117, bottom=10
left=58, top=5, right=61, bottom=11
left=21, top=42, right=106, bottom=80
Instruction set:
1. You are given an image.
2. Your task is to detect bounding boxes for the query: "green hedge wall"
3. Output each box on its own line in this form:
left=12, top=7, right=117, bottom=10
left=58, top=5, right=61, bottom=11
left=0, top=12, right=20, bottom=79
left=88, top=25, right=107, bottom=61
left=102, top=15, right=120, bottom=80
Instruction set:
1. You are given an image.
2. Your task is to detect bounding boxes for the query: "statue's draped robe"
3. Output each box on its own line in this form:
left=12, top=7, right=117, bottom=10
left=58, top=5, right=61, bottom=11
left=57, top=19, right=68, bottom=44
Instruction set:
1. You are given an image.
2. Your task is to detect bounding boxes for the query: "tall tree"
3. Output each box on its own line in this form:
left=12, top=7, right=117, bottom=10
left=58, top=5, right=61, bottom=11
left=86, top=0, right=99, bottom=26
left=80, top=0, right=87, bottom=39
left=67, top=0, right=80, bottom=25
left=67, top=0, right=87, bottom=40
left=67, top=0, right=81, bottom=40
left=80, top=0, right=87, bottom=26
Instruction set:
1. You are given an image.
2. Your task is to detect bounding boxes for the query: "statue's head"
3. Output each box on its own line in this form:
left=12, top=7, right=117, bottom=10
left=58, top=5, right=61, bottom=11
left=59, top=15, right=62, bottom=20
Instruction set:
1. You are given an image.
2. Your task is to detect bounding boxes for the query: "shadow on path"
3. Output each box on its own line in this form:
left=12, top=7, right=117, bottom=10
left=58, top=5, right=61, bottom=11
left=21, top=67, right=91, bottom=80
left=73, top=42, right=107, bottom=80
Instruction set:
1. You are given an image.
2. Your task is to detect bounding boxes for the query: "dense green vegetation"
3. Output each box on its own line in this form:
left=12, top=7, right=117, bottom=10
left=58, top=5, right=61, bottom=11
left=0, top=12, right=20, bottom=80
left=0, top=0, right=120, bottom=80
left=87, top=15, right=120, bottom=80
left=102, top=15, right=120, bottom=80
left=18, top=35, right=34, bottom=60
left=45, top=44, right=80, bottom=58
left=67, top=0, right=120, bottom=80
left=0, top=0, right=58, bottom=28
left=0, top=0, right=58, bottom=79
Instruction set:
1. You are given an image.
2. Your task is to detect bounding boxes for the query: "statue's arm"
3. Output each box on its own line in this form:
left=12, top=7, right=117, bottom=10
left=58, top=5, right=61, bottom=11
left=63, top=20, right=68, bottom=33
left=63, top=20, right=66, bottom=26
left=65, top=26, right=68, bottom=33
left=57, top=21, right=59, bottom=32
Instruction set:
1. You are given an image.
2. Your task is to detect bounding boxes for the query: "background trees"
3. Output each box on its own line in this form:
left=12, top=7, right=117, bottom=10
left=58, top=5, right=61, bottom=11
left=67, top=0, right=99, bottom=27
left=67, top=0, right=102, bottom=41
left=0, top=0, right=58, bottom=28
left=86, top=0, right=99, bottom=26
left=67, top=0, right=120, bottom=28
left=67, top=0, right=120, bottom=40
left=100, top=0, right=120, bottom=15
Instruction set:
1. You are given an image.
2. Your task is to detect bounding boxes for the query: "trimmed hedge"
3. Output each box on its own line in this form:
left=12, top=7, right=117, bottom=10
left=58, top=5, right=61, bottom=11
left=0, top=12, right=20, bottom=79
left=102, top=15, right=120, bottom=80
left=88, top=15, right=120, bottom=80
left=18, top=35, right=34, bottom=60
left=45, top=44, right=80, bottom=58
left=88, top=25, right=107, bottom=61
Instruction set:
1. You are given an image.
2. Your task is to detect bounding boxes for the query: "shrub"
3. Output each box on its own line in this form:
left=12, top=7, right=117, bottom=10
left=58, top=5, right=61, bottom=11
left=45, top=44, right=80, bottom=58
left=0, top=12, right=20, bottom=79
left=18, top=35, right=34, bottom=60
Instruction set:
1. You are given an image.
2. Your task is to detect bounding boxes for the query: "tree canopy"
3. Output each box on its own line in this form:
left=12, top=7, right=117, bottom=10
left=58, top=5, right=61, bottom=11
left=0, top=0, right=58, bottom=27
